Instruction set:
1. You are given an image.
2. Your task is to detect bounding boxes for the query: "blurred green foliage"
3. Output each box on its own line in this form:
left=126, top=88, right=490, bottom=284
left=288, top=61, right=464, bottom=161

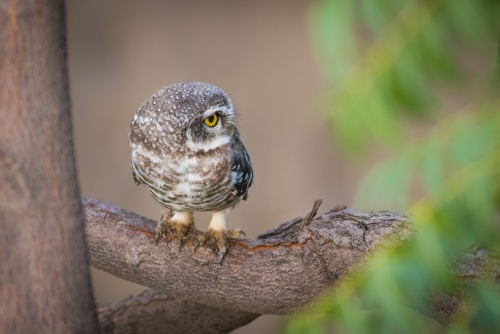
left=289, top=0, right=500, bottom=333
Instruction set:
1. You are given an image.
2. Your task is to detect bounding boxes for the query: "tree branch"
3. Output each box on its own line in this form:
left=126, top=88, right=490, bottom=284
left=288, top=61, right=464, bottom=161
left=84, top=197, right=499, bottom=326
left=97, top=289, right=259, bottom=334
left=84, top=197, right=412, bottom=315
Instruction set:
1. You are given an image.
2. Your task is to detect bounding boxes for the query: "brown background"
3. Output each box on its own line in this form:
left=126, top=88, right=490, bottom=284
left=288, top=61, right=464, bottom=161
left=67, top=1, right=368, bottom=332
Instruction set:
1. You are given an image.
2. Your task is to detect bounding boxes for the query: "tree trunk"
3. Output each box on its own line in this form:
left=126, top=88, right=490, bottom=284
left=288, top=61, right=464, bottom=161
left=0, top=1, right=99, bottom=333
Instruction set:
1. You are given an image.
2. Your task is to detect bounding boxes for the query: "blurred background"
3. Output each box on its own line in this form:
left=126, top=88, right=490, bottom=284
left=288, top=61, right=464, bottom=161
left=67, top=0, right=365, bottom=332
left=67, top=0, right=500, bottom=333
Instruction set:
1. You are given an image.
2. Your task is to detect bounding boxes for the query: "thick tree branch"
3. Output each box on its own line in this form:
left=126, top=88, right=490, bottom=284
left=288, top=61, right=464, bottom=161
left=98, top=289, right=259, bottom=334
left=84, top=197, right=412, bottom=315
left=84, top=197, right=500, bottom=326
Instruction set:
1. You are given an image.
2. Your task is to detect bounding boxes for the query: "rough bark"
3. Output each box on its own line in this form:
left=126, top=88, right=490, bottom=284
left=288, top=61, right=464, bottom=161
left=84, top=197, right=500, bottom=327
left=0, top=1, right=99, bottom=333
left=84, top=197, right=413, bottom=315
left=97, top=289, right=259, bottom=334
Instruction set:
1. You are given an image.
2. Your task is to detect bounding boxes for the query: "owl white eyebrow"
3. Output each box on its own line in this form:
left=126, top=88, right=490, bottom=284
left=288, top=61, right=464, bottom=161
left=185, top=135, right=231, bottom=152
left=202, top=105, right=233, bottom=118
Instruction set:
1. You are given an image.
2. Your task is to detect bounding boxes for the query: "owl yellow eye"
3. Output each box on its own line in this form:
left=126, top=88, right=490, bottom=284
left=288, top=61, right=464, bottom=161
left=203, top=113, right=219, bottom=127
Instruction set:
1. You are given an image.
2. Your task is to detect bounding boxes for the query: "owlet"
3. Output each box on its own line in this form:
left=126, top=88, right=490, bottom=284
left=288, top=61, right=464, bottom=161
left=129, top=82, right=253, bottom=263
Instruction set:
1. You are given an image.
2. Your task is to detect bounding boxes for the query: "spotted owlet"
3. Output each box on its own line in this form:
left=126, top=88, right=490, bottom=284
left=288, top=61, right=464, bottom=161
left=129, top=82, right=253, bottom=262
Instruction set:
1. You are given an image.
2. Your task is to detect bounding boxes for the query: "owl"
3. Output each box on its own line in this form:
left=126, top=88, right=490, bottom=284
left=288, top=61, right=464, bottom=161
left=129, top=82, right=253, bottom=263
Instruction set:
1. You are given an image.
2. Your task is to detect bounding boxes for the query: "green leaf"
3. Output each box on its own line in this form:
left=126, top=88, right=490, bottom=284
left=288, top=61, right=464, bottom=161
left=470, top=284, right=500, bottom=332
left=309, top=0, right=356, bottom=84
left=421, top=135, right=445, bottom=199
left=358, top=0, right=389, bottom=33
left=354, top=150, right=412, bottom=210
left=389, top=50, right=433, bottom=113
left=417, top=17, right=461, bottom=81
left=445, top=0, right=492, bottom=45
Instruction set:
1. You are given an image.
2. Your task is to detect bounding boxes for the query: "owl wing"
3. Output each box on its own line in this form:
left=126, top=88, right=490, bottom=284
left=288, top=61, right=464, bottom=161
left=132, top=168, right=143, bottom=186
left=230, top=129, right=253, bottom=200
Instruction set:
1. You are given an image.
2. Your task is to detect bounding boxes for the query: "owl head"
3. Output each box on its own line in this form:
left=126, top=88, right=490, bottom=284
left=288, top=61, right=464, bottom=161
left=129, top=82, right=236, bottom=153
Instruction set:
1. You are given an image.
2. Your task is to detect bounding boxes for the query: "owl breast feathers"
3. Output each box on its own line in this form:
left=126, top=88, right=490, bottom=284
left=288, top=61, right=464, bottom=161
left=128, top=82, right=253, bottom=212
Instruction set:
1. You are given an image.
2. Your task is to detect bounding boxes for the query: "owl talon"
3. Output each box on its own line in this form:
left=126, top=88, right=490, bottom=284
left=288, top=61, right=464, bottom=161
left=238, top=230, right=246, bottom=239
left=218, top=252, right=226, bottom=265
left=194, top=229, right=243, bottom=264
left=226, top=228, right=246, bottom=239
left=154, top=212, right=194, bottom=246
left=155, top=221, right=169, bottom=245
left=178, top=237, right=184, bottom=252
left=194, top=240, right=201, bottom=253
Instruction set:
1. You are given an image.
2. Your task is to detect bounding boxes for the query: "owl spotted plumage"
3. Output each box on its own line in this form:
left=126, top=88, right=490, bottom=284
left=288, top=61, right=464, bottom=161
left=129, top=82, right=253, bottom=262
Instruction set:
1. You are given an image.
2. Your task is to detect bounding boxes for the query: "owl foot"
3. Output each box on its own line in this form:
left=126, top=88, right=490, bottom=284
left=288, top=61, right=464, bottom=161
left=155, top=211, right=194, bottom=251
left=194, top=229, right=245, bottom=264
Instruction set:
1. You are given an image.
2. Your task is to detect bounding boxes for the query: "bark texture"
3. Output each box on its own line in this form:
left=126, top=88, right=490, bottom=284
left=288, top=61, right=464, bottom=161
left=0, top=1, right=99, bottom=333
left=98, top=289, right=259, bottom=334
left=84, top=198, right=500, bottom=326
left=84, top=197, right=413, bottom=315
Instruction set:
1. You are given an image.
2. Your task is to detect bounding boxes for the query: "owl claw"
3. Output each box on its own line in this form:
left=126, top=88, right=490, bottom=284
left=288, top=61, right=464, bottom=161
left=226, top=229, right=246, bottom=239
left=155, top=221, right=168, bottom=245
left=194, top=229, right=244, bottom=264
left=218, top=252, right=226, bottom=265
left=178, top=237, right=184, bottom=252
left=155, top=212, right=194, bottom=246
left=193, top=240, right=201, bottom=253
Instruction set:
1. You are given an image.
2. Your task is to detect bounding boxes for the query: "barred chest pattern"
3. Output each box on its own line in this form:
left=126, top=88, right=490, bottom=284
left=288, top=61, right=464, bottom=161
left=131, top=143, right=239, bottom=212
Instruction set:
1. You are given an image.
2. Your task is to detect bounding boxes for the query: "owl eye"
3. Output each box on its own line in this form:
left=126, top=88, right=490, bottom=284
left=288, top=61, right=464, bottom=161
left=203, top=113, right=219, bottom=127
